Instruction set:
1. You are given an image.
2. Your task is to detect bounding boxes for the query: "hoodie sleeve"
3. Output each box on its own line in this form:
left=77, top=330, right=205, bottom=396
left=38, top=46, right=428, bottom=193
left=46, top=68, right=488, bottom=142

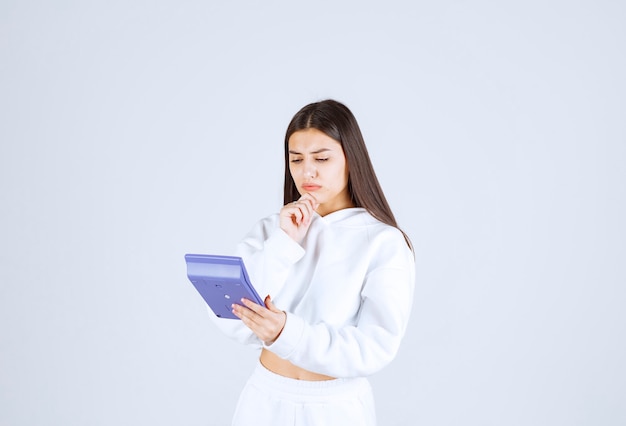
left=263, top=234, right=415, bottom=378
left=206, top=215, right=304, bottom=347
left=236, top=215, right=305, bottom=298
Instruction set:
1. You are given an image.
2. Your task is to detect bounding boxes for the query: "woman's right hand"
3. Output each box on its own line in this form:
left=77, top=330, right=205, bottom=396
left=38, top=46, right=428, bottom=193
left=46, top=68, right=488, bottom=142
left=279, top=193, right=319, bottom=244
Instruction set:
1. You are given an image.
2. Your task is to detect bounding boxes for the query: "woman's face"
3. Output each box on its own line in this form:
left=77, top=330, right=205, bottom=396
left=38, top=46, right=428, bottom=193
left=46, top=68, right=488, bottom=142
left=288, top=128, right=353, bottom=216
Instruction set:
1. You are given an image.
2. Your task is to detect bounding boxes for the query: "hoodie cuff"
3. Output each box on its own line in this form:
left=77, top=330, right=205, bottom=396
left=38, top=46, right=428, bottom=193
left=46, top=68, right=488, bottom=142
left=263, top=312, right=305, bottom=358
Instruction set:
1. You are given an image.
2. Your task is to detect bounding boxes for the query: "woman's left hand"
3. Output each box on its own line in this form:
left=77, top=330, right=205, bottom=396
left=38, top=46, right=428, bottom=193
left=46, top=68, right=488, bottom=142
left=232, top=295, right=286, bottom=345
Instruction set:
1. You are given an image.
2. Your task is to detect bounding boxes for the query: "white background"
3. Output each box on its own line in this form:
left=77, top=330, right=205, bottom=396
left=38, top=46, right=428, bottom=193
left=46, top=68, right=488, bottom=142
left=1, top=1, right=625, bottom=425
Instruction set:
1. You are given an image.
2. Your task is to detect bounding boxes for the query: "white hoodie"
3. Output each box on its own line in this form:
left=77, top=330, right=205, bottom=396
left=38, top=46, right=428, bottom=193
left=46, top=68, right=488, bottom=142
left=210, top=207, right=415, bottom=379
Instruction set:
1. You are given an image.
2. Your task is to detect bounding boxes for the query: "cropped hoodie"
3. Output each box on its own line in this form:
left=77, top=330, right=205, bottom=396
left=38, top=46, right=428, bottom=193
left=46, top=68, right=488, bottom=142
left=209, top=207, right=415, bottom=379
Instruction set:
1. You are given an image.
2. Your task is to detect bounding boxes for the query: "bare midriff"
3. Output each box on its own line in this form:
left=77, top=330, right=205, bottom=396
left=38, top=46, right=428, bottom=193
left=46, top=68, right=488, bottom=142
left=260, top=348, right=335, bottom=381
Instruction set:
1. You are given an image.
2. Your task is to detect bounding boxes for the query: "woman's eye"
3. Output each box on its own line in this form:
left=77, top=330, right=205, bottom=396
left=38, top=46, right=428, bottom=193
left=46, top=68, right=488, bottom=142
left=290, top=159, right=302, bottom=164
left=316, top=158, right=329, bottom=162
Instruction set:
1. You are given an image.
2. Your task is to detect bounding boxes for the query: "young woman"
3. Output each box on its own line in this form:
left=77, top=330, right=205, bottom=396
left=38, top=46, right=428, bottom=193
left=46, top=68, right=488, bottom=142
left=211, top=99, right=415, bottom=426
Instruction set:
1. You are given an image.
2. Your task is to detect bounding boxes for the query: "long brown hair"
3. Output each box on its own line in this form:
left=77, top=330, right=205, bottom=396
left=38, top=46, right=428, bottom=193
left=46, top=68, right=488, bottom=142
left=283, top=99, right=412, bottom=249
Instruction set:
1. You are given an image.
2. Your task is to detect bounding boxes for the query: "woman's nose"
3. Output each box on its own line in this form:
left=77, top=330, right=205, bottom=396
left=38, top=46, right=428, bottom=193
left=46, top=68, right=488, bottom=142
left=304, top=165, right=316, bottom=179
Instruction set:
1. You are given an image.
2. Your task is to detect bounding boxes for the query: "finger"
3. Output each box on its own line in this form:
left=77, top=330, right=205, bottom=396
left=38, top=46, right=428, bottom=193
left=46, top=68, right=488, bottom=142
left=231, top=304, right=243, bottom=319
left=293, top=209, right=305, bottom=225
left=231, top=303, right=253, bottom=324
left=284, top=199, right=315, bottom=224
left=299, top=193, right=320, bottom=210
left=294, top=207, right=309, bottom=225
left=233, top=302, right=264, bottom=332
left=236, top=303, right=272, bottom=334
left=285, top=205, right=304, bottom=225
left=240, top=298, right=269, bottom=317
left=298, top=197, right=320, bottom=223
left=264, top=295, right=282, bottom=313
left=232, top=301, right=253, bottom=316
left=236, top=298, right=286, bottom=343
left=234, top=307, right=259, bottom=331
left=293, top=200, right=313, bottom=224
left=281, top=202, right=304, bottom=214
left=296, top=197, right=314, bottom=213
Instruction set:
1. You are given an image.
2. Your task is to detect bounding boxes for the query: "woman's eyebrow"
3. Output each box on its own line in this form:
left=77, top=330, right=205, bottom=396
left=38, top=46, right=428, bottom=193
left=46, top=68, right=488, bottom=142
left=288, top=148, right=332, bottom=155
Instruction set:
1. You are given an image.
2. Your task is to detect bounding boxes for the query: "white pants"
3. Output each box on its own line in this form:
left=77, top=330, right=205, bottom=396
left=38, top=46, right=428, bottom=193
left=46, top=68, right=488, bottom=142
left=232, top=362, right=376, bottom=426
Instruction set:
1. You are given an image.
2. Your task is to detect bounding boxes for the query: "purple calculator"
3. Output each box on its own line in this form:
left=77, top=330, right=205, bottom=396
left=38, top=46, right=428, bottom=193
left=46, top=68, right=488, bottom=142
left=184, top=254, right=265, bottom=319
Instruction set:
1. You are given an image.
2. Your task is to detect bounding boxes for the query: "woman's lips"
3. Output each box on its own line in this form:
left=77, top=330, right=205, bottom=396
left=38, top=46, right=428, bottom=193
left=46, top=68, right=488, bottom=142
left=302, top=184, right=321, bottom=191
